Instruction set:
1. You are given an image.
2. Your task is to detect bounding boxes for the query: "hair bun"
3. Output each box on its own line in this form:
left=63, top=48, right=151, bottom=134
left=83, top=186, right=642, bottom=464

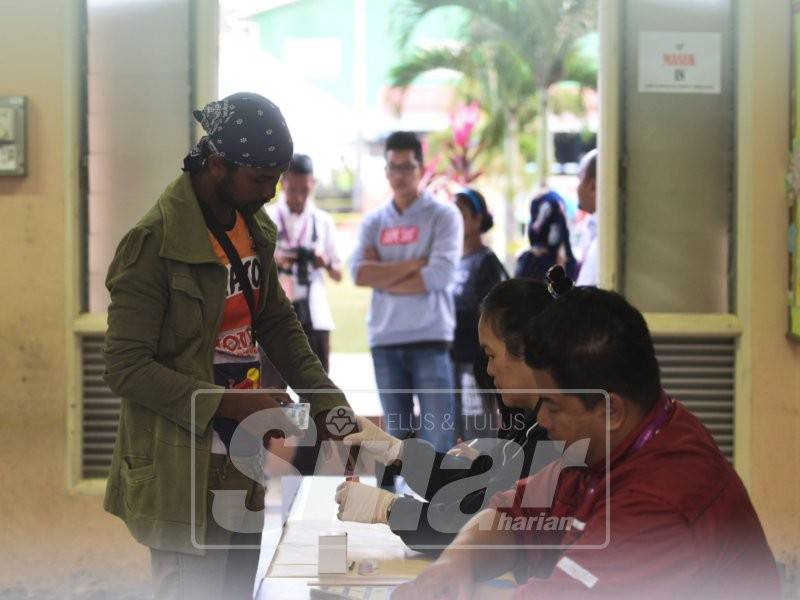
left=481, top=213, right=494, bottom=233
left=546, top=265, right=574, bottom=298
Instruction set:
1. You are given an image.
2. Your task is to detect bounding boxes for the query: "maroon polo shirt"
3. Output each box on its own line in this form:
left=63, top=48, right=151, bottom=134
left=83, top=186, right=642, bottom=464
left=489, top=394, right=780, bottom=599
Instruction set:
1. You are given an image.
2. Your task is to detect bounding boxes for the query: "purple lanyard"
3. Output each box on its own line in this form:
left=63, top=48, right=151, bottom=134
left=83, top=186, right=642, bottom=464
left=582, top=396, right=675, bottom=495
left=627, top=396, right=674, bottom=457
left=278, top=208, right=309, bottom=247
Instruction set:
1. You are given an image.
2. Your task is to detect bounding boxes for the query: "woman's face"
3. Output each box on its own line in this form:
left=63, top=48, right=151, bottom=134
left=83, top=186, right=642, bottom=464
left=455, top=197, right=482, bottom=238
left=478, top=315, right=539, bottom=408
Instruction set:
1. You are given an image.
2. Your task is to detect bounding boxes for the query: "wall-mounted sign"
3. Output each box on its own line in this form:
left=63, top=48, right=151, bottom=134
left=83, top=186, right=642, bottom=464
left=638, top=32, right=722, bottom=95
left=0, top=96, right=26, bottom=176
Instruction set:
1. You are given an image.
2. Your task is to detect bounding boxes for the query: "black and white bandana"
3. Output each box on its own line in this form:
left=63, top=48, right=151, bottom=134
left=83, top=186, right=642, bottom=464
left=182, top=92, right=294, bottom=172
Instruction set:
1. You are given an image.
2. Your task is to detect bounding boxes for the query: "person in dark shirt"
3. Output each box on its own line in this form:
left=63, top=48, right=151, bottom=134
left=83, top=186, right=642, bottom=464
left=334, top=278, right=562, bottom=557
left=514, top=189, right=577, bottom=282
left=451, top=188, right=508, bottom=439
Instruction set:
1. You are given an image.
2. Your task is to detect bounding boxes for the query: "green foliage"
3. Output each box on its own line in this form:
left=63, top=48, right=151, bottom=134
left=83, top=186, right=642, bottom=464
left=518, top=131, right=539, bottom=164
left=391, top=0, right=598, bottom=257
left=391, top=0, right=597, bottom=159
left=389, top=43, right=539, bottom=165
left=563, top=41, right=598, bottom=88
left=550, top=82, right=584, bottom=116
left=390, top=46, right=474, bottom=89
left=398, top=0, right=596, bottom=87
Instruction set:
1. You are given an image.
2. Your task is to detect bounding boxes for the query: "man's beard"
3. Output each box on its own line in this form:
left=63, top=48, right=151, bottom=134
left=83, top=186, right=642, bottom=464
left=215, top=176, right=263, bottom=219
left=240, top=201, right=264, bottom=216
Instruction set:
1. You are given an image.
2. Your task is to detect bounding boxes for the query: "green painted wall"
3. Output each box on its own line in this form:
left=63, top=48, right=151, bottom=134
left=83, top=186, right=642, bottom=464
left=254, top=0, right=356, bottom=104
left=251, top=0, right=466, bottom=109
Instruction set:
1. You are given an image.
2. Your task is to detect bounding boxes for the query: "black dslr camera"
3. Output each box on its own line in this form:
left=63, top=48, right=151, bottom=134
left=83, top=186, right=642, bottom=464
left=290, top=246, right=317, bottom=287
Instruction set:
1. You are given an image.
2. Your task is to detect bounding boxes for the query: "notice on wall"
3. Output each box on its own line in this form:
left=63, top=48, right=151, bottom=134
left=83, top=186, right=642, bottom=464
left=638, top=32, right=722, bottom=94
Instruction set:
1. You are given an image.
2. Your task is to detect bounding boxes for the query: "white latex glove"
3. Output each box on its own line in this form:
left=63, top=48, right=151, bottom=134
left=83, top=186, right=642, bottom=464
left=335, top=481, right=395, bottom=525
left=342, top=416, right=403, bottom=465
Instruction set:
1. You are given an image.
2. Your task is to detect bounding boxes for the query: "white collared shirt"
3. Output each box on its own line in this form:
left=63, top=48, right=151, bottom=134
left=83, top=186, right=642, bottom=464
left=265, top=196, right=342, bottom=331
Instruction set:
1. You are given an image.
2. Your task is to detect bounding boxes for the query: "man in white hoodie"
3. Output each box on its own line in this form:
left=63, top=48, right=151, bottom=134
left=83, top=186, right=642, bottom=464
left=351, top=131, right=463, bottom=453
left=266, top=154, right=342, bottom=375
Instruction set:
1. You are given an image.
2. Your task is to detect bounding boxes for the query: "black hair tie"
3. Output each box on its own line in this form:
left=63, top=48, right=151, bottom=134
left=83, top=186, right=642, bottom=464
left=546, top=265, right=574, bottom=299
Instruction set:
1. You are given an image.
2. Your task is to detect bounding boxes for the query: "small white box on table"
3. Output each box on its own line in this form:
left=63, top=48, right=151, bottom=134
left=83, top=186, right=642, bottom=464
left=318, top=532, right=348, bottom=574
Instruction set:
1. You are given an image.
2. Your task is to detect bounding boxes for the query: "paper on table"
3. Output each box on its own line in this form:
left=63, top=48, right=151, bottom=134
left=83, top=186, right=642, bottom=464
left=272, top=544, right=317, bottom=566
left=282, top=527, right=334, bottom=546
left=282, top=520, right=405, bottom=552
left=264, top=476, right=436, bottom=590
left=309, top=585, right=397, bottom=599
left=269, top=563, right=320, bottom=578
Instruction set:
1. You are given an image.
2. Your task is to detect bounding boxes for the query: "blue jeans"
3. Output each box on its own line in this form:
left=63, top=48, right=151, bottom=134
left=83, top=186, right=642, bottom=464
left=371, top=344, right=457, bottom=453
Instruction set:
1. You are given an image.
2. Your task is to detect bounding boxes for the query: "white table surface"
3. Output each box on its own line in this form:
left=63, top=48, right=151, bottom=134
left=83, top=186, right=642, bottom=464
left=256, top=476, right=432, bottom=599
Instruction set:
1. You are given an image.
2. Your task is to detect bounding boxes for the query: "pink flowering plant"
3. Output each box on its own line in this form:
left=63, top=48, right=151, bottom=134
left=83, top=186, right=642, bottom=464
left=421, top=102, right=487, bottom=198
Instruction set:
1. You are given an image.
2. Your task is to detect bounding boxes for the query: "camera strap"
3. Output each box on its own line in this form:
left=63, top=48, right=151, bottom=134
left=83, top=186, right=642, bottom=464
left=198, top=199, right=258, bottom=330
left=277, top=208, right=317, bottom=247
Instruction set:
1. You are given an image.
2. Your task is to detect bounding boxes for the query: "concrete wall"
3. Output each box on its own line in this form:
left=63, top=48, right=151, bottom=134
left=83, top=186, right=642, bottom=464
left=0, top=0, right=797, bottom=595
left=737, top=0, right=800, bottom=589
left=0, top=1, right=149, bottom=594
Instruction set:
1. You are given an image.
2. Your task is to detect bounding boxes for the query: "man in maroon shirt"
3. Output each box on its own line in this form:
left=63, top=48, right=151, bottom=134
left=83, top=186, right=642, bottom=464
left=393, top=287, right=779, bottom=600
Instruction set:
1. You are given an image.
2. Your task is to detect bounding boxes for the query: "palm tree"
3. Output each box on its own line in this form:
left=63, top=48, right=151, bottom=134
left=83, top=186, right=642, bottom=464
left=391, top=0, right=596, bottom=261
left=391, top=40, right=538, bottom=156
left=391, top=41, right=539, bottom=262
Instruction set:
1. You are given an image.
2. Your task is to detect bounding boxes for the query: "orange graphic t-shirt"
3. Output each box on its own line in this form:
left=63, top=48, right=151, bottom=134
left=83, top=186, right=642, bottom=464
left=208, top=212, right=263, bottom=363
left=208, top=213, right=264, bottom=453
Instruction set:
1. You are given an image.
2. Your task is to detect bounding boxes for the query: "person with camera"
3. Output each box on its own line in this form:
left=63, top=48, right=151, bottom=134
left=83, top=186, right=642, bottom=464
left=265, top=154, right=342, bottom=377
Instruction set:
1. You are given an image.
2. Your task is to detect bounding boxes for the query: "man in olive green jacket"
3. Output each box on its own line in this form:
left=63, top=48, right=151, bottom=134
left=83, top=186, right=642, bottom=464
left=104, top=93, right=350, bottom=599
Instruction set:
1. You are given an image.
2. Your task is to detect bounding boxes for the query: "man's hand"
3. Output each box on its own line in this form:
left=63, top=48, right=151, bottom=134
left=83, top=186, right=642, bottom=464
left=216, top=389, right=293, bottom=421
left=411, top=257, right=428, bottom=270
left=275, top=249, right=297, bottom=271
left=392, top=554, right=475, bottom=600
left=397, top=510, right=518, bottom=599
left=381, top=257, right=428, bottom=295
left=281, top=406, right=359, bottom=476
left=335, top=480, right=395, bottom=524
left=216, top=390, right=300, bottom=441
left=342, top=416, right=403, bottom=465
left=313, top=252, right=328, bottom=269
left=354, top=251, right=427, bottom=290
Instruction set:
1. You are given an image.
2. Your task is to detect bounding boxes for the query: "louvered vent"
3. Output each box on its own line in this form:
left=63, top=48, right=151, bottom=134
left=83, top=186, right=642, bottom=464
left=79, top=333, right=737, bottom=479
left=653, top=335, right=735, bottom=460
left=81, top=334, right=120, bottom=479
